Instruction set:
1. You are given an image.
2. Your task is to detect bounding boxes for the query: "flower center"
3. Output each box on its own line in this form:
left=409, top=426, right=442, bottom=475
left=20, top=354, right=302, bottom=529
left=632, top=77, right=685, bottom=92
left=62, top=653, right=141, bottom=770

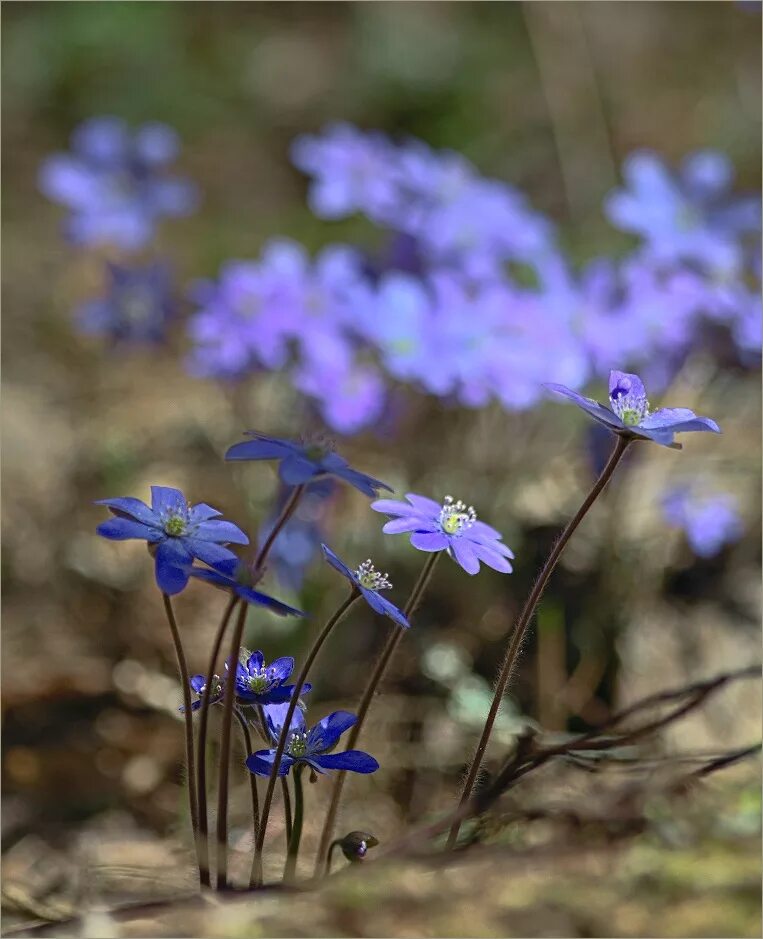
left=163, top=513, right=188, bottom=537
left=354, top=559, right=392, bottom=591
left=120, top=287, right=155, bottom=325
left=300, top=432, right=336, bottom=463
left=248, top=672, right=271, bottom=694
left=439, top=496, right=476, bottom=535
left=610, top=384, right=649, bottom=426
left=287, top=732, right=308, bottom=757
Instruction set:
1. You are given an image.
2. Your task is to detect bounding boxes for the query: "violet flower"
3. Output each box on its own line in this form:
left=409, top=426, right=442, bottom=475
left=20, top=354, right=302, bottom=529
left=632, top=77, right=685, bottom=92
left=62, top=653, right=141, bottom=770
left=544, top=370, right=721, bottom=449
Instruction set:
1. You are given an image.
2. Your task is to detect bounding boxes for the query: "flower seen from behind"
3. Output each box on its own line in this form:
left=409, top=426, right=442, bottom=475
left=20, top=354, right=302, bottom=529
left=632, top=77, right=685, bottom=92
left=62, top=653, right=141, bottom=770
left=246, top=703, right=379, bottom=777
left=225, top=430, right=392, bottom=497
left=371, top=493, right=514, bottom=576
left=96, top=486, right=248, bottom=594
left=544, top=369, right=721, bottom=449
left=321, top=545, right=410, bottom=628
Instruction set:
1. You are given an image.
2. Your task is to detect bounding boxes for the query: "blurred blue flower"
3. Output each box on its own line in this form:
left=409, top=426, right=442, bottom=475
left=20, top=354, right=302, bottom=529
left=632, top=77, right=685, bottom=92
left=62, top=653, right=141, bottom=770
left=76, top=261, right=174, bottom=344
left=372, top=493, right=514, bottom=576
left=225, top=431, right=392, bottom=497
left=321, top=545, right=410, bottom=628
left=605, top=150, right=759, bottom=276
left=246, top=703, right=379, bottom=776
left=662, top=487, right=743, bottom=557
left=39, top=117, right=198, bottom=250
left=545, top=369, right=721, bottom=449
left=96, top=486, right=248, bottom=594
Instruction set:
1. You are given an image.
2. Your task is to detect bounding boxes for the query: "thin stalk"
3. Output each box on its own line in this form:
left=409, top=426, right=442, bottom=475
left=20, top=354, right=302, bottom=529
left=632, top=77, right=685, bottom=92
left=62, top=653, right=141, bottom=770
left=326, top=839, right=344, bottom=876
left=214, top=599, right=249, bottom=889
left=251, top=591, right=360, bottom=887
left=314, top=552, right=440, bottom=876
left=252, top=484, right=306, bottom=576
left=251, top=705, right=292, bottom=886
left=233, top=708, right=260, bottom=864
left=161, top=594, right=200, bottom=879
left=446, top=433, right=630, bottom=847
left=283, top=766, right=305, bottom=883
left=196, top=594, right=237, bottom=888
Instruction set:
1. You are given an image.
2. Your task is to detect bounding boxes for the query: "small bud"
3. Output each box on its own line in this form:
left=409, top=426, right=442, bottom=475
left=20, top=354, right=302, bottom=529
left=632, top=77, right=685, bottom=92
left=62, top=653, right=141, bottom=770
left=338, top=830, right=379, bottom=863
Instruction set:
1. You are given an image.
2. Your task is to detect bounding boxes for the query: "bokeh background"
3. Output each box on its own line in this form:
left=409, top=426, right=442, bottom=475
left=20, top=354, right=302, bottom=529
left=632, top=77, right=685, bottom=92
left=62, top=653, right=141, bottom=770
left=2, top=2, right=761, bottom=936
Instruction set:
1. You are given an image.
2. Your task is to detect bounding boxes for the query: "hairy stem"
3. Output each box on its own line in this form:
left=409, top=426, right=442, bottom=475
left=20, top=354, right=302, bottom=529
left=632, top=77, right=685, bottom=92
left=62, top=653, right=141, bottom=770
left=314, top=552, right=440, bottom=877
left=446, top=434, right=630, bottom=847
left=283, top=766, right=305, bottom=883
left=196, top=594, right=237, bottom=888
left=161, top=594, right=200, bottom=880
left=251, top=591, right=359, bottom=887
left=215, top=599, right=249, bottom=889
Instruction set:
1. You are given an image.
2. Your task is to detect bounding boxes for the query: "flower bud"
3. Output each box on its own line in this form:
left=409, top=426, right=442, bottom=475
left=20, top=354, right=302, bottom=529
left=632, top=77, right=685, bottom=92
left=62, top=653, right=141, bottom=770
left=338, top=830, right=379, bottom=862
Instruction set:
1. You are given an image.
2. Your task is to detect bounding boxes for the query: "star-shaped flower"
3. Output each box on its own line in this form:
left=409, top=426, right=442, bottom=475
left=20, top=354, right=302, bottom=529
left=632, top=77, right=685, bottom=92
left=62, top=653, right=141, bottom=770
left=544, top=370, right=721, bottom=450
left=371, top=494, right=514, bottom=576
left=96, top=486, right=248, bottom=594
left=320, top=545, right=409, bottom=628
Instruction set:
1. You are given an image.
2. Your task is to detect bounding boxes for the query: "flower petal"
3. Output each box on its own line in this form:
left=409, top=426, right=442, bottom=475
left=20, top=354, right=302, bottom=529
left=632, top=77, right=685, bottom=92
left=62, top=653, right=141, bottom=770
left=263, top=702, right=306, bottom=742
left=192, top=520, right=249, bottom=544
left=468, top=540, right=513, bottom=573
left=382, top=517, right=425, bottom=534
left=150, top=486, right=188, bottom=517
left=95, top=496, right=157, bottom=526
left=96, top=518, right=163, bottom=542
left=311, top=750, right=379, bottom=774
left=226, top=435, right=297, bottom=462
left=154, top=539, right=193, bottom=595
left=279, top=453, right=319, bottom=485
left=268, top=656, right=294, bottom=683
left=371, top=498, right=415, bottom=517
left=404, top=493, right=443, bottom=516
left=360, top=588, right=410, bottom=628
left=320, top=544, right=357, bottom=583
left=262, top=682, right=312, bottom=703
left=451, top=539, right=480, bottom=575
left=307, top=710, right=357, bottom=753
left=331, top=465, right=393, bottom=497
left=188, top=503, right=223, bottom=523
left=246, top=651, right=265, bottom=674
left=543, top=383, right=624, bottom=430
left=640, top=408, right=721, bottom=434
left=609, top=370, right=647, bottom=402
left=190, top=675, right=207, bottom=694
left=409, top=531, right=449, bottom=552
left=245, top=750, right=294, bottom=777
left=183, top=538, right=239, bottom=570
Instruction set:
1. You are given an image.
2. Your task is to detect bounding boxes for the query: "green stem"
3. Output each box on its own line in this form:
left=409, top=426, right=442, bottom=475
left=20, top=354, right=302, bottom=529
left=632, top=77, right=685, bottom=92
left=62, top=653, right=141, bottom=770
left=196, top=594, right=238, bottom=888
left=251, top=591, right=360, bottom=887
left=233, top=708, right=260, bottom=864
left=215, top=599, right=249, bottom=889
left=283, top=766, right=305, bottom=883
left=314, top=552, right=440, bottom=877
left=446, top=434, right=630, bottom=848
left=161, top=594, right=200, bottom=880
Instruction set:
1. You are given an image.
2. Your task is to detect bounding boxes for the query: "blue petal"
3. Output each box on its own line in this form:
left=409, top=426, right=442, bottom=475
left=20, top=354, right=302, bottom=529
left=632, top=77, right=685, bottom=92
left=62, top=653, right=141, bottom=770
left=409, top=531, right=449, bottom=552
left=97, top=518, right=163, bottom=542
left=608, top=370, right=647, bottom=402
left=191, top=520, right=249, bottom=545
left=371, top=498, right=416, bottom=517
left=182, top=538, right=239, bottom=569
left=245, top=750, right=294, bottom=777
left=95, top=496, right=157, bottom=526
left=468, top=540, right=513, bottom=574
left=451, top=539, right=480, bottom=575
left=320, top=544, right=357, bottom=584
left=263, top=702, right=306, bottom=741
left=640, top=408, right=721, bottom=435
left=279, top=453, right=319, bottom=485
left=331, top=464, right=393, bottom=497
left=235, top=585, right=305, bottom=616
left=360, top=588, right=410, bottom=628
left=543, top=383, right=625, bottom=430
left=188, top=503, right=223, bottom=523
left=190, top=675, right=207, bottom=694
left=307, top=710, right=357, bottom=753
left=154, top=539, right=193, bottom=595
left=246, top=651, right=265, bottom=674
left=261, top=682, right=312, bottom=703
left=311, top=751, right=379, bottom=774
left=150, top=486, right=188, bottom=516
left=268, top=656, right=294, bottom=683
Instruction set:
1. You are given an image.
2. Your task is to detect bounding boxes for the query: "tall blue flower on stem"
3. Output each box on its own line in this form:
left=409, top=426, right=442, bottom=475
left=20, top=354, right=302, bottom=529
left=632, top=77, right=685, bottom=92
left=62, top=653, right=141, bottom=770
left=235, top=652, right=313, bottom=705
left=321, top=545, right=410, bottom=628
left=225, top=431, right=392, bottom=497
left=246, top=703, right=379, bottom=777
left=371, top=494, right=514, bottom=576
left=96, top=486, right=248, bottom=594
left=544, top=370, right=721, bottom=449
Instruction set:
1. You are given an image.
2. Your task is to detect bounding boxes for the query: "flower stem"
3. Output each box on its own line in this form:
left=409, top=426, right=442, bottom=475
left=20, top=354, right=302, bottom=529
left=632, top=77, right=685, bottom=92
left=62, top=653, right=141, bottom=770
left=446, top=433, right=630, bottom=848
left=214, top=599, right=249, bottom=889
left=313, top=552, right=441, bottom=877
left=251, top=483, right=306, bottom=576
left=250, top=590, right=360, bottom=887
left=233, top=708, right=260, bottom=869
left=161, top=594, right=200, bottom=880
left=196, top=594, right=238, bottom=888
left=283, top=765, right=305, bottom=883
left=252, top=705, right=293, bottom=885
left=326, top=839, right=344, bottom=876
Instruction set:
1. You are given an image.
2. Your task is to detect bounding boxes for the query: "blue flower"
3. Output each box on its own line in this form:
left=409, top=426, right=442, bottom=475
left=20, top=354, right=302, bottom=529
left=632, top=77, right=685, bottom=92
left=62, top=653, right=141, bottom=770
left=320, top=545, right=410, bottom=628
left=246, top=704, right=379, bottom=777
left=544, top=369, right=721, bottom=450
left=188, top=562, right=304, bottom=617
left=233, top=651, right=312, bottom=705
left=371, top=494, right=514, bottom=577
left=661, top=487, right=742, bottom=557
left=225, top=432, right=392, bottom=497
left=39, top=116, right=198, bottom=250
left=184, top=674, right=224, bottom=712
left=76, top=262, right=174, bottom=345
left=96, top=486, right=248, bottom=595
